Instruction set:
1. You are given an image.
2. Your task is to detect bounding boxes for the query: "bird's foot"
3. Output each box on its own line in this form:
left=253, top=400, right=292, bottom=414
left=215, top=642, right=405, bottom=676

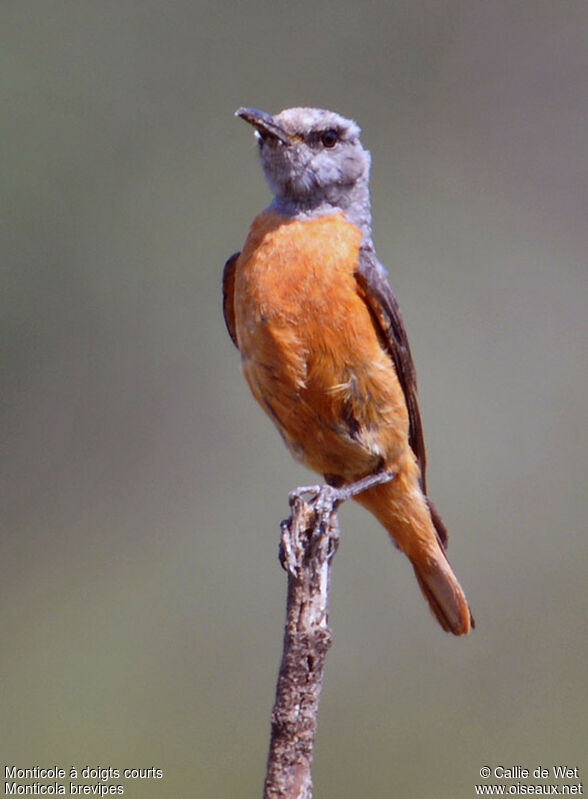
left=279, top=471, right=395, bottom=575
left=288, top=469, right=394, bottom=511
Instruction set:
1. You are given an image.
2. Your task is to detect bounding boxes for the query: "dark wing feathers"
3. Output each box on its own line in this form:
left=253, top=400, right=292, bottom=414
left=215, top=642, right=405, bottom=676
left=356, top=249, right=426, bottom=485
left=356, top=248, right=448, bottom=548
left=222, top=252, right=240, bottom=348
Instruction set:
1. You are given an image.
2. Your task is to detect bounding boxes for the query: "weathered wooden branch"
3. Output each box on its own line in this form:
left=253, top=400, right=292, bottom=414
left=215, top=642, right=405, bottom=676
left=262, top=472, right=394, bottom=799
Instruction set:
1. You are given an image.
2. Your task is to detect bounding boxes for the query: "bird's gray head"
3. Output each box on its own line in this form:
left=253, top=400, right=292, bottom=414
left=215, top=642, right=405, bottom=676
left=236, top=106, right=373, bottom=237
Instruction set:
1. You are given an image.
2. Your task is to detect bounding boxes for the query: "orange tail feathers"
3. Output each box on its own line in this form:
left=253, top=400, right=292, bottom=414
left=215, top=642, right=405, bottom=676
left=355, top=477, right=474, bottom=636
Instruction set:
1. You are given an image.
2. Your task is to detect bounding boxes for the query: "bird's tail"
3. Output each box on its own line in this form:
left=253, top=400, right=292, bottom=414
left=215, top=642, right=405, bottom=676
left=411, top=538, right=474, bottom=635
left=354, top=475, right=474, bottom=636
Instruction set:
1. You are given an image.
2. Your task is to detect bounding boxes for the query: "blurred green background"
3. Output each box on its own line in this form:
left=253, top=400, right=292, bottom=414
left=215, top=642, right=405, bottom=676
left=2, top=2, right=587, bottom=796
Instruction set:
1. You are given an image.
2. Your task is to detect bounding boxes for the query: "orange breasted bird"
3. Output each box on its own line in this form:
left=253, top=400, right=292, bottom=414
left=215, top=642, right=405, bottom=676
left=223, top=107, right=473, bottom=635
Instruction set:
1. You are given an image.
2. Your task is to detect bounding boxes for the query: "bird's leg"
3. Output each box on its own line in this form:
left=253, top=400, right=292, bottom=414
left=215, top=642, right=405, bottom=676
left=289, top=469, right=395, bottom=510
left=280, top=471, right=395, bottom=574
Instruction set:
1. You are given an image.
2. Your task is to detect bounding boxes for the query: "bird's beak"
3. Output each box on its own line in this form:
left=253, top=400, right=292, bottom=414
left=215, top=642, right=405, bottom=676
left=235, top=107, right=292, bottom=144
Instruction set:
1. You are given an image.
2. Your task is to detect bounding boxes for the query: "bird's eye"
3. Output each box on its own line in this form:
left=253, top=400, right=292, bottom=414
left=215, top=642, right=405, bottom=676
left=321, top=129, right=339, bottom=148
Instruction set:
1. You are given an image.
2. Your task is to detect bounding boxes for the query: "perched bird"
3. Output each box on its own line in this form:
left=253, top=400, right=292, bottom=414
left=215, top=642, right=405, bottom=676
left=223, top=106, right=473, bottom=635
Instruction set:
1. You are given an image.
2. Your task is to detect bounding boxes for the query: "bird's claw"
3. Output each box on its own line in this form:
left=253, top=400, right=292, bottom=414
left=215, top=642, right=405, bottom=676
left=281, top=471, right=395, bottom=575
left=288, top=485, right=323, bottom=507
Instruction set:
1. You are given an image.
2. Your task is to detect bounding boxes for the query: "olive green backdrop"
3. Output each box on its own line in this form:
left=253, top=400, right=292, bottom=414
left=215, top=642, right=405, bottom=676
left=2, top=2, right=587, bottom=797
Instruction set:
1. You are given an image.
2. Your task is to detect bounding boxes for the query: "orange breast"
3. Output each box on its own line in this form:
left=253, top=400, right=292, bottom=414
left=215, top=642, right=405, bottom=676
left=234, top=211, right=410, bottom=480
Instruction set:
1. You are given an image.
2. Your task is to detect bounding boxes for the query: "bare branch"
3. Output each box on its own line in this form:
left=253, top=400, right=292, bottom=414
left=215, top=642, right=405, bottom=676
left=263, top=472, right=394, bottom=799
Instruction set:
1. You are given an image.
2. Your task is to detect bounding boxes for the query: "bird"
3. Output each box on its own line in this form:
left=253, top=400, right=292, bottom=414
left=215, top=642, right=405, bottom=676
left=223, top=106, right=473, bottom=635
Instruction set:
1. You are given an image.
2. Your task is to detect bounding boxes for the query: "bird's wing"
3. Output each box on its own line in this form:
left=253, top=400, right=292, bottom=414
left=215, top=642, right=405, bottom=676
left=356, top=248, right=426, bottom=483
left=222, top=252, right=240, bottom=349
left=356, top=248, right=448, bottom=547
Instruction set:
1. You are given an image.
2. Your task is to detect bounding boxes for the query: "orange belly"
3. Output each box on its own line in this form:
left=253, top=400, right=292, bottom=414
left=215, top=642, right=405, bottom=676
left=234, top=211, right=410, bottom=481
